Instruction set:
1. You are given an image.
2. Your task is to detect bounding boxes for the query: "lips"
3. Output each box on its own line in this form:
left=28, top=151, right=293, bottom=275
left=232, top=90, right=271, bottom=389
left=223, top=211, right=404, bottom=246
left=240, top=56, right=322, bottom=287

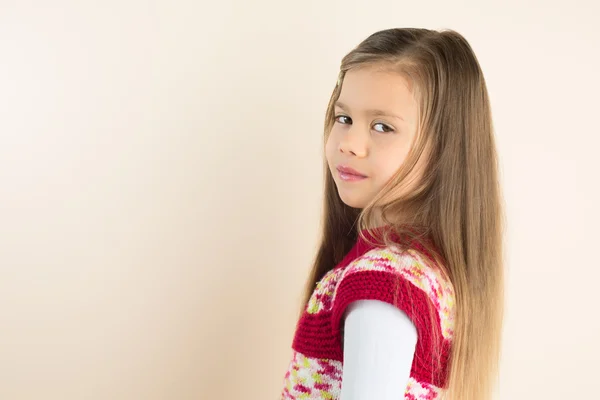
left=336, top=165, right=367, bottom=177
left=336, top=165, right=368, bottom=182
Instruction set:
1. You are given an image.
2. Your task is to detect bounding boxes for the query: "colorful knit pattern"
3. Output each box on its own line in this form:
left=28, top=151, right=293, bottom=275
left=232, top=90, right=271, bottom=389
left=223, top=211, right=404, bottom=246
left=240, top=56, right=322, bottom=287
left=405, top=377, right=442, bottom=399
left=281, top=351, right=343, bottom=399
left=281, top=232, right=455, bottom=399
left=306, top=266, right=342, bottom=315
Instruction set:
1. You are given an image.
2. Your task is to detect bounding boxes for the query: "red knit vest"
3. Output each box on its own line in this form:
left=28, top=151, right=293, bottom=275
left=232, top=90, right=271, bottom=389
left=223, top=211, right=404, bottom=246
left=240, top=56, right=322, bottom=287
left=281, top=227, right=455, bottom=399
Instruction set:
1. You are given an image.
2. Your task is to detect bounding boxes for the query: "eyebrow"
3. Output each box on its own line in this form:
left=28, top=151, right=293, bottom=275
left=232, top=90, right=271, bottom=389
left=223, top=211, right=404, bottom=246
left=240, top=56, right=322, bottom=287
left=334, top=101, right=405, bottom=122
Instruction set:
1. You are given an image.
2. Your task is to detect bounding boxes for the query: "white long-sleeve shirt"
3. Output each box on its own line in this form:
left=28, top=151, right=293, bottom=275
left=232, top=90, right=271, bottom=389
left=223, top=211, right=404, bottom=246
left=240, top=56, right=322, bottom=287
left=340, top=299, right=418, bottom=400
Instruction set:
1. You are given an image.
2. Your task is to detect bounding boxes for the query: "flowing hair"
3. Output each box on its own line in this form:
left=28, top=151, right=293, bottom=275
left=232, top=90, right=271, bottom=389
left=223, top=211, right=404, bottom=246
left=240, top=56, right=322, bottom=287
left=299, top=28, right=505, bottom=400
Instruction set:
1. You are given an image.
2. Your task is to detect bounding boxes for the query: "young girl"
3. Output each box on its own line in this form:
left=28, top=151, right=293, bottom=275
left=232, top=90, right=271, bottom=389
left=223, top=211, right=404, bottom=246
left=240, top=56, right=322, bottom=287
left=281, top=28, right=504, bottom=400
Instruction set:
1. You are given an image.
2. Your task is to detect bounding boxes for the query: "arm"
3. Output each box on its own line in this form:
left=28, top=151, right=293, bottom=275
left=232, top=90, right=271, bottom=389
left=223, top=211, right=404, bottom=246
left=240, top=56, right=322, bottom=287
left=339, top=299, right=418, bottom=400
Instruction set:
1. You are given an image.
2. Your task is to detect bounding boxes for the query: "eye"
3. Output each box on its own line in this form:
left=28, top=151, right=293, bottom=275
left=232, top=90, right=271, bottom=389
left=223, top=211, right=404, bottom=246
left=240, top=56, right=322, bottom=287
left=334, top=115, right=352, bottom=125
left=373, top=122, right=394, bottom=133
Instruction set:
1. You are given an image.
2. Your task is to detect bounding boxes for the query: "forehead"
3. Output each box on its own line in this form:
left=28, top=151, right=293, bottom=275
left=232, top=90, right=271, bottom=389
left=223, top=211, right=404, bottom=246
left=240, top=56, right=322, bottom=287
left=337, top=66, right=417, bottom=117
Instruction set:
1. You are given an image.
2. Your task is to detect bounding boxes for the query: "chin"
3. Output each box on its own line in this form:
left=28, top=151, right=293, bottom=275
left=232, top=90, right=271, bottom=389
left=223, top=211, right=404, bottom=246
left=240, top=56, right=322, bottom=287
left=338, top=192, right=367, bottom=209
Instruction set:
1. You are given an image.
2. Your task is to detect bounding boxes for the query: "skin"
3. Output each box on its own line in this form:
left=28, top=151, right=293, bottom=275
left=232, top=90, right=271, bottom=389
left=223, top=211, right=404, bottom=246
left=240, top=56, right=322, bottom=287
left=326, top=65, right=427, bottom=222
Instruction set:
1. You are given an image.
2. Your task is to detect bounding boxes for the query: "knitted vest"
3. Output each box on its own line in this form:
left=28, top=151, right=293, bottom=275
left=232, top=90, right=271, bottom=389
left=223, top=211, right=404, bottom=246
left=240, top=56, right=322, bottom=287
left=281, top=227, right=455, bottom=399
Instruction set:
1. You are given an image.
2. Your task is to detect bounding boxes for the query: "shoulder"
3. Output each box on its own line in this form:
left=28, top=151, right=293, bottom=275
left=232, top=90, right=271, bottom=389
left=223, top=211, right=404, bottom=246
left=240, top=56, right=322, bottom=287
left=343, top=246, right=453, bottom=302
left=334, top=245, right=455, bottom=339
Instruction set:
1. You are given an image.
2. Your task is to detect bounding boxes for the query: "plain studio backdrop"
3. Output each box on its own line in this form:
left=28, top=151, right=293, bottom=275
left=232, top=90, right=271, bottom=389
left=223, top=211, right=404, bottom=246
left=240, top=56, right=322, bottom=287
left=0, top=1, right=598, bottom=399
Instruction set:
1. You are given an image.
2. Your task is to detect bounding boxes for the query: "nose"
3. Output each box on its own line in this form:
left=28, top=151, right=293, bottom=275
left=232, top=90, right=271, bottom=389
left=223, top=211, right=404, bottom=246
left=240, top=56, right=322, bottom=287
left=339, top=125, right=368, bottom=157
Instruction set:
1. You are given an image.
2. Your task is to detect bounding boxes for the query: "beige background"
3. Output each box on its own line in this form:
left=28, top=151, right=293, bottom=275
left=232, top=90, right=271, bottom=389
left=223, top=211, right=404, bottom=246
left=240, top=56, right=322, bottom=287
left=1, top=1, right=598, bottom=399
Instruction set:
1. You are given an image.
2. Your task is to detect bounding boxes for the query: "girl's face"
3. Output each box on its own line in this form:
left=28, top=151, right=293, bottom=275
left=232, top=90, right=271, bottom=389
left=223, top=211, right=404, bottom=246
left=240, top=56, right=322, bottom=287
left=326, top=66, right=422, bottom=210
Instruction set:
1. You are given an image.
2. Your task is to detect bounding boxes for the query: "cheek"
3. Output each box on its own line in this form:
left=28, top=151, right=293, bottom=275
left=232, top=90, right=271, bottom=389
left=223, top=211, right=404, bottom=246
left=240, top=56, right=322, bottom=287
left=325, top=133, right=337, bottom=163
left=374, top=147, right=407, bottom=183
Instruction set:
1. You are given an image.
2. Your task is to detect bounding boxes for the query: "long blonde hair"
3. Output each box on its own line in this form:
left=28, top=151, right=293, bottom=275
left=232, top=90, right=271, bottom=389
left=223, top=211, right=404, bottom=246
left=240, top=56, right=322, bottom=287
left=300, top=28, right=505, bottom=400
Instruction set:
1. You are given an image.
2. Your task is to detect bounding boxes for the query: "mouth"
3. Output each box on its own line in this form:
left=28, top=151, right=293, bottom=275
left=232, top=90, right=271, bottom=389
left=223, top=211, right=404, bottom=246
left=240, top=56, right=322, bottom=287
left=336, top=165, right=368, bottom=182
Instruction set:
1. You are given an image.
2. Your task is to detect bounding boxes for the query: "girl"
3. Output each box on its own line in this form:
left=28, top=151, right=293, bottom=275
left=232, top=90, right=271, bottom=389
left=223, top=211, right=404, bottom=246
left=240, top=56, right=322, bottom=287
left=281, top=28, right=504, bottom=400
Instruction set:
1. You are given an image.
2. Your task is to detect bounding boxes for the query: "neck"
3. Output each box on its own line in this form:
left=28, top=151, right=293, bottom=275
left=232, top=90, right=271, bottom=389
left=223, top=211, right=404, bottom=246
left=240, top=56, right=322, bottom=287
left=366, top=207, right=416, bottom=232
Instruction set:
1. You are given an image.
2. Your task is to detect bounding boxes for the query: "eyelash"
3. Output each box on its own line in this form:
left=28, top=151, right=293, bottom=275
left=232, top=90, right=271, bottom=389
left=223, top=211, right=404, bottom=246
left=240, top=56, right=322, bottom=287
left=334, top=114, right=395, bottom=133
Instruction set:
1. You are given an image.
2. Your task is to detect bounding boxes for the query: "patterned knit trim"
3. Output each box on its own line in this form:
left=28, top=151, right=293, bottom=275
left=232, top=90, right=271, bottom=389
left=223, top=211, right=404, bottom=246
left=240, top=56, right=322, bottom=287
left=306, top=267, right=343, bottom=315
left=405, top=377, right=444, bottom=399
left=281, top=351, right=446, bottom=400
left=281, top=351, right=343, bottom=399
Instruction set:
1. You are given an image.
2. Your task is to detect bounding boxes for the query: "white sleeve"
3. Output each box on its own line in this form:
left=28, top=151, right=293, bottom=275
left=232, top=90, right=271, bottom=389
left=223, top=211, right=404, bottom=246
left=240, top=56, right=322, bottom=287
left=339, top=299, right=418, bottom=400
